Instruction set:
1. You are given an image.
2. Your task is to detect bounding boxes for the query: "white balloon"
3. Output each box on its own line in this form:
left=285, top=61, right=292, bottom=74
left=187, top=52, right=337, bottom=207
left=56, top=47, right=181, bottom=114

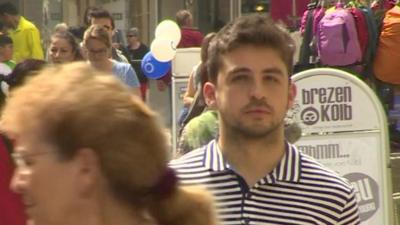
left=151, top=38, right=177, bottom=62
left=155, top=20, right=181, bottom=48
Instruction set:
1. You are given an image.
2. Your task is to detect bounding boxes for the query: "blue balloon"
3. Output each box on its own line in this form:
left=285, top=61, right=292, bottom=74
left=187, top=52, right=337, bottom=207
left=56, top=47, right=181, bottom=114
left=141, top=52, right=171, bottom=79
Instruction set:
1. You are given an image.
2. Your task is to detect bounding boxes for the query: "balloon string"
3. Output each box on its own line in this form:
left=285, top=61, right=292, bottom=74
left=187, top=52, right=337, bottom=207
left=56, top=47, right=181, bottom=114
left=170, top=41, right=177, bottom=51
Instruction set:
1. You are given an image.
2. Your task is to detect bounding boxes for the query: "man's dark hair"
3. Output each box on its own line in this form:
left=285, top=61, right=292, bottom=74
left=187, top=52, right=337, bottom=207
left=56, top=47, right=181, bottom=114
left=89, top=8, right=115, bottom=30
left=207, top=14, right=295, bottom=84
left=0, top=2, right=19, bottom=15
left=83, top=6, right=100, bottom=27
left=0, top=34, right=12, bottom=47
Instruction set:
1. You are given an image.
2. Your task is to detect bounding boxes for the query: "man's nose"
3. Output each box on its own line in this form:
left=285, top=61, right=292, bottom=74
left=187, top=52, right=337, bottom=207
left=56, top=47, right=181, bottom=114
left=249, top=79, right=266, bottom=100
left=55, top=50, right=62, bottom=58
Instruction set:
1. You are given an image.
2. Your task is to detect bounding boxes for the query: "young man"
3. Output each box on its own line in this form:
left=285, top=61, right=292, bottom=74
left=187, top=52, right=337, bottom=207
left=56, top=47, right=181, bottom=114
left=0, top=2, right=44, bottom=63
left=171, top=15, right=360, bottom=224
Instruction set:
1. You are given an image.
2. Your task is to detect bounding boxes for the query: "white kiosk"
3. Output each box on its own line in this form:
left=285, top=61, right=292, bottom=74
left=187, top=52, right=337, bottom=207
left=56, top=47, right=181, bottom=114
left=171, top=48, right=201, bottom=154
left=291, top=68, right=394, bottom=224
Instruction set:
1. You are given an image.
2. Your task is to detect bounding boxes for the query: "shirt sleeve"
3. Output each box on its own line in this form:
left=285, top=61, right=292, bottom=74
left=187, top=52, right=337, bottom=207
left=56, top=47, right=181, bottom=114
left=125, top=65, right=140, bottom=88
left=338, top=187, right=361, bottom=224
left=27, top=28, right=44, bottom=60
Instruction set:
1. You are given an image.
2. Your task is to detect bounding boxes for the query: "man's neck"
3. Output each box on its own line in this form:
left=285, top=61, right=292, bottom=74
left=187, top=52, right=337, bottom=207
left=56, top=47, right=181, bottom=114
left=218, top=126, right=286, bottom=187
left=128, top=42, right=140, bottom=50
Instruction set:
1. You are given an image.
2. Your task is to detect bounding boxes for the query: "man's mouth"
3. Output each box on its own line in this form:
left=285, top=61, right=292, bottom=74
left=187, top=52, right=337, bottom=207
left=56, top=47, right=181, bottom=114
left=245, top=107, right=270, bottom=114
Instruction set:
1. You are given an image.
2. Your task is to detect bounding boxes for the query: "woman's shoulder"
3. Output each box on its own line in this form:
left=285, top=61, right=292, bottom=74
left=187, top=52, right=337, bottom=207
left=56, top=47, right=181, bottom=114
left=112, top=60, right=133, bottom=73
left=113, top=60, right=131, bottom=68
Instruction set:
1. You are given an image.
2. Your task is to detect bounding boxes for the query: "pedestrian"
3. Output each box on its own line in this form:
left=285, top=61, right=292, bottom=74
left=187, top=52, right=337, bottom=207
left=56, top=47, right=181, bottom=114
left=0, top=2, right=44, bottom=62
left=171, top=14, right=360, bottom=224
left=125, top=27, right=149, bottom=101
left=175, top=10, right=204, bottom=48
left=0, top=34, right=15, bottom=75
left=88, top=8, right=129, bottom=63
left=2, top=62, right=220, bottom=225
left=0, top=58, right=46, bottom=225
left=83, top=25, right=140, bottom=96
left=48, top=31, right=83, bottom=64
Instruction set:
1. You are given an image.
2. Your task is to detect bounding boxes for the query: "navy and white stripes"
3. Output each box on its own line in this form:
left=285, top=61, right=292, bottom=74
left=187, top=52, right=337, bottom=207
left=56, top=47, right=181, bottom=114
left=170, top=140, right=360, bottom=225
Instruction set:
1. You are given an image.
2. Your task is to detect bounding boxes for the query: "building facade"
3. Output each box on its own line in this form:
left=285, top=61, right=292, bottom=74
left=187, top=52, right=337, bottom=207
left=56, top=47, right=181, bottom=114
left=2, top=0, right=308, bottom=48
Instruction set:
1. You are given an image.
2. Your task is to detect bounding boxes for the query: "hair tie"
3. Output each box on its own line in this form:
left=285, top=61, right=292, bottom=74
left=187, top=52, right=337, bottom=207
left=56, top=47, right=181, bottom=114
left=151, top=167, right=178, bottom=199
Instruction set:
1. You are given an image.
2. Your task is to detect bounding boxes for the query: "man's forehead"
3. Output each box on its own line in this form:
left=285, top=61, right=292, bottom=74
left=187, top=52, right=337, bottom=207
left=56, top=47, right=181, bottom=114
left=91, top=18, right=112, bottom=26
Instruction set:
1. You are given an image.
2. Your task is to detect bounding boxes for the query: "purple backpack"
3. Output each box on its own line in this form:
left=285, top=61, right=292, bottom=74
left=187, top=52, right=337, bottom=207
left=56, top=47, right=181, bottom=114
left=317, top=7, right=362, bottom=66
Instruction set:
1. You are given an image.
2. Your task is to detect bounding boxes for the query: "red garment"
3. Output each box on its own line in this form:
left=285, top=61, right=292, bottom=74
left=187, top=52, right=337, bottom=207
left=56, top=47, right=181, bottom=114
left=0, top=137, right=26, bottom=225
left=350, top=8, right=369, bottom=59
left=270, top=0, right=308, bottom=27
left=140, top=82, right=148, bottom=101
left=159, top=27, right=203, bottom=84
left=177, top=27, right=204, bottom=48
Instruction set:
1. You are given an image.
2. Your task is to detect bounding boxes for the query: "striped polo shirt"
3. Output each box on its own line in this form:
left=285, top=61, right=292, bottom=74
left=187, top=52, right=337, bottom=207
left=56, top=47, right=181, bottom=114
left=170, top=140, right=360, bottom=225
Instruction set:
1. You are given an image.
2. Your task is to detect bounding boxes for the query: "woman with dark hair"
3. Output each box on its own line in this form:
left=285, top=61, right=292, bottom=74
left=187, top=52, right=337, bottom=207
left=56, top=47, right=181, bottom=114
left=48, top=31, right=83, bottom=64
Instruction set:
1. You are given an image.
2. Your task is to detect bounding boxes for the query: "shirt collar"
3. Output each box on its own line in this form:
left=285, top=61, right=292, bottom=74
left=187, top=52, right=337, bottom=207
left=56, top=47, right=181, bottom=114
left=203, top=140, right=302, bottom=183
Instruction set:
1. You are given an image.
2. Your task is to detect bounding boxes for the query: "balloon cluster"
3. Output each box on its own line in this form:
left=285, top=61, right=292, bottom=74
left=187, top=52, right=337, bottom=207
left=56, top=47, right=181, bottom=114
left=141, top=20, right=181, bottom=79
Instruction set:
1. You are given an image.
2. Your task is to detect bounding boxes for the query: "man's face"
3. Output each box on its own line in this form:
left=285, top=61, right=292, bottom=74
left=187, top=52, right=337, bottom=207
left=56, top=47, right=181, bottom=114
left=0, top=13, right=15, bottom=29
left=0, top=43, right=13, bottom=61
left=204, top=45, right=296, bottom=138
left=10, top=133, right=81, bottom=225
left=126, top=33, right=138, bottom=45
left=90, top=17, right=113, bottom=41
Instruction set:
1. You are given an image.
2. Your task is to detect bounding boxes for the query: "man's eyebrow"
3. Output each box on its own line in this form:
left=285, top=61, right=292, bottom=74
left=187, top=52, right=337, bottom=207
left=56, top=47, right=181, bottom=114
left=226, top=67, right=251, bottom=76
left=261, top=67, right=285, bottom=75
left=226, top=67, right=285, bottom=76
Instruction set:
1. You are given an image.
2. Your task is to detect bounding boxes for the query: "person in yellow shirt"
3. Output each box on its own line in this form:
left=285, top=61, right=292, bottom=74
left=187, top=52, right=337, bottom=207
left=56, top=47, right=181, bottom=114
left=0, top=2, right=44, bottom=63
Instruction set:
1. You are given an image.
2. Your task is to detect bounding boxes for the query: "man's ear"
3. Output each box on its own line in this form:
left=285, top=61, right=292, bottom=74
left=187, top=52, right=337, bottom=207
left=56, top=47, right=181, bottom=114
left=288, top=81, right=297, bottom=109
left=203, top=82, right=217, bottom=108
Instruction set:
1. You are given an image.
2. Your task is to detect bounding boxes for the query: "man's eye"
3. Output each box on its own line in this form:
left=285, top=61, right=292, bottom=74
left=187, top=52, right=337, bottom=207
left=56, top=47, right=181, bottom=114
left=264, top=75, right=280, bottom=83
left=232, top=74, right=248, bottom=82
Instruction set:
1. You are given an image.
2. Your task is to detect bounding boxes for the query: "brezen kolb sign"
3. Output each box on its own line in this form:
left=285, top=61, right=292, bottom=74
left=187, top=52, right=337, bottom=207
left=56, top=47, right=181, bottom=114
left=290, top=68, right=394, bottom=225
